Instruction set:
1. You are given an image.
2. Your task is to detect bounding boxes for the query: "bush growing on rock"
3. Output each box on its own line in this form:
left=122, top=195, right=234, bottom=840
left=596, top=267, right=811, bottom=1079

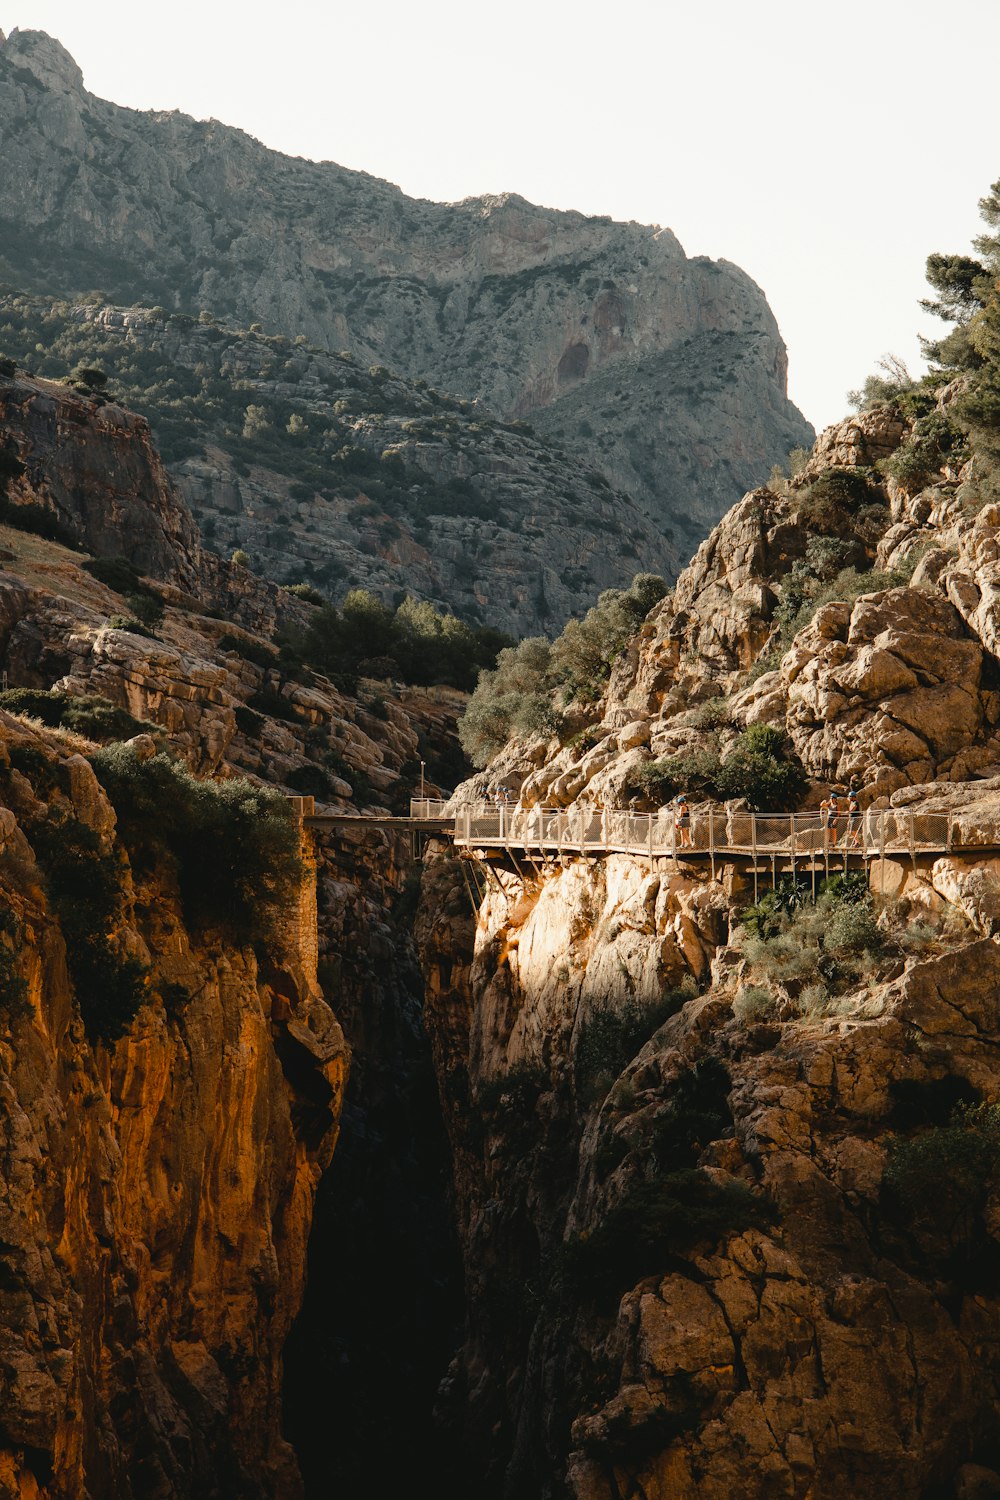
left=564, top=1170, right=775, bottom=1309
left=281, top=588, right=512, bottom=697
left=106, top=614, right=157, bottom=639
left=732, top=984, right=776, bottom=1023
left=737, top=876, right=884, bottom=1005
left=630, top=725, right=804, bottom=812
left=30, top=815, right=150, bottom=1040
left=575, top=978, right=699, bottom=1098
left=90, top=746, right=301, bottom=946
left=884, top=1102, right=1000, bottom=1281
left=459, top=573, right=667, bottom=765
left=0, top=688, right=155, bottom=743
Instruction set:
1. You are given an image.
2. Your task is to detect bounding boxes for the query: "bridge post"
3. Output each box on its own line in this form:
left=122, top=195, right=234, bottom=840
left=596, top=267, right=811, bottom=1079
left=709, top=808, right=716, bottom=883
left=751, top=813, right=758, bottom=905
left=647, top=813, right=653, bottom=871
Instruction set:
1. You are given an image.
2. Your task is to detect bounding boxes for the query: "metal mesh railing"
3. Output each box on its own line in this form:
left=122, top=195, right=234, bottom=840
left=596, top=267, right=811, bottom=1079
left=411, top=799, right=957, bottom=860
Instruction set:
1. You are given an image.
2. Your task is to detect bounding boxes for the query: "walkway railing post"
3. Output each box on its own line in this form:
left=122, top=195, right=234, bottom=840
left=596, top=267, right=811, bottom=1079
left=751, top=812, right=758, bottom=904
left=789, top=814, right=796, bottom=884
left=671, top=808, right=677, bottom=865
left=709, top=807, right=716, bottom=883
left=648, top=813, right=653, bottom=872
left=947, top=812, right=953, bottom=853
left=909, top=810, right=915, bottom=871
left=879, top=811, right=886, bottom=896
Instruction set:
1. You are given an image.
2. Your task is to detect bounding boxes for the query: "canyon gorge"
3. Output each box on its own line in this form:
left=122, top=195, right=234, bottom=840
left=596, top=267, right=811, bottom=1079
left=3, top=21, right=1000, bottom=1500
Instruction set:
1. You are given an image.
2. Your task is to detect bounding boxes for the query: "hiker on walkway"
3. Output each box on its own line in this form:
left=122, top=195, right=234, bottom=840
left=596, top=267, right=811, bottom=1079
left=820, top=790, right=840, bottom=847
left=675, top=794, right=692, bottom=849
left=846, top=787, right=863, bottom=848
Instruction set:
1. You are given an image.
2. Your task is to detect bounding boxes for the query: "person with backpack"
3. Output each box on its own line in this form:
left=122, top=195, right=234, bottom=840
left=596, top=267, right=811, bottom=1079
left=846, top=786, right=862, bottom=848
left=821, top=789, right=840, bottom=847
left=675, top=793, right=692, bottom=849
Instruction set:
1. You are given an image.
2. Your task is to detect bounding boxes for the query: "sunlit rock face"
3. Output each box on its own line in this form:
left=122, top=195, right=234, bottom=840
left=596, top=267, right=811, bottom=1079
left=0, top=28, right=812, bottom=558
left=415, top=392, right=1000, bottom=1496
left=0, top=712, right=347, bottom=1497
left=415, top=836, right=1000, bottom=1500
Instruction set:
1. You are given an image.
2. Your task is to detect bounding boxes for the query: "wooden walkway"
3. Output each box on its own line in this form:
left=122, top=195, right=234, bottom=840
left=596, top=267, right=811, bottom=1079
left=408, top=798, right=960, bottom=871
left=290, top=795, right=985, bottom=900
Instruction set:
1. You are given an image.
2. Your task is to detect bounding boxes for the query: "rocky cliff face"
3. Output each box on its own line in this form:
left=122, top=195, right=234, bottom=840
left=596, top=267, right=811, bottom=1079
left=412, top=394, right=1000, bottom=1495
left=0, top=28, right=812, bottom=554
left=0, top=711, right=347, bottom=1498
left=0, top=367, right=472, bottom=1494
left=417, top=845, right=1000, bottom=1499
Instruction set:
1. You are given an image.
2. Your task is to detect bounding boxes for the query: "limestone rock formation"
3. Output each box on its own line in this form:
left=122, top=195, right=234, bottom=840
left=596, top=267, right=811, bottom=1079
left=0, top=29, right=812, bottom=554
left=0, top=709, right=347, bottom=1497
left=418, top=384, right=1000, bottom=1495
left=0, top=365, right=467, bottom=1494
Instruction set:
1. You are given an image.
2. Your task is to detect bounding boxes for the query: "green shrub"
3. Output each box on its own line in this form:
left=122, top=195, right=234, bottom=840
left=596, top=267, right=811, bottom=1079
left=285, top=763, right=331, bottom=800
left=732, top=985, right=777, bottom=1023
left=247, top=687, right=299, bottom=722
left=632, top=749, right=722, bottom=804
left=0, top=495, right=77, bottom=546
left=564, top=1170, right=775, bottom=1307
left=740, top=874, right=810, bottom=939
left=158, top=980, right=192, bottom=1013
left=847, top=354, right=915, bottom=411
left=0, top=911, right=28, bottom=1017
left=739, top=881, right=883, bottom=999
left=884, top=1103, right=1000, bottom=1272
left=30, top=816, right=149, bottom=1040
left=218, top=632, right=278, bottom=668
left=687, top=697, right=731, bottom=730
left=82, top=555, right=143, bottom=594
left=628, top=726, right=804, bottom=812
left=4, top=743, right=68, bottom=797
left=234, top=705, right=264, bottom=737
left=476, top=1060, right=548, bottom=1113
left=889, top=1075, right=981, bottom=1130
left=89, top=746, right=301, bottom=945
left=106, top=614, right=157, bottom=639
left=0, top=688, right=153, bottom=742
left=576, top=979, right=698, bottom=1092
left=715, top=725, right=806, bottom=811
left=824, top=901, right=882, bottom=958
left=459, top=574, right=666, bottom=765
left=123, top=590, right=164, bottom=628
left=282, top=582, right=325, bottom=606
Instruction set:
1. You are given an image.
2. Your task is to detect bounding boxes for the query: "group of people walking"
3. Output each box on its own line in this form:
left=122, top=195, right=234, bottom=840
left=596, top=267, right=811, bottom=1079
left=670, top=779, right=865, bottom=849
left=818, top=780, right=863, bottom=848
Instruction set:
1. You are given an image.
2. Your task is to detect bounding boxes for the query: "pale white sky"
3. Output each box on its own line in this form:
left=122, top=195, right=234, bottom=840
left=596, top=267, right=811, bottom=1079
left=4, top=0, right=1000, bottom=431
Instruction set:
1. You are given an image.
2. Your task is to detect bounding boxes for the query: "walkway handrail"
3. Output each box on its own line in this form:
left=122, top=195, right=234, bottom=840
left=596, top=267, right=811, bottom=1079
left=410, top=799, right=963, bottom=860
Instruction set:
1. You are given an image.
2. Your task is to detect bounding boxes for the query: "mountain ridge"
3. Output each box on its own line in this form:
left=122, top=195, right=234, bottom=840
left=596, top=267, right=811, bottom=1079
left=0, top=27, right=813, bottom=554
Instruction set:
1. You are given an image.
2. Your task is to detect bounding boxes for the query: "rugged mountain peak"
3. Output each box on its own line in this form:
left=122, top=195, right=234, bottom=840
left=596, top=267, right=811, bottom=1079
left=3, top=28, right=84, bottom=94
left=0, top=37, right=812, bottom=552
